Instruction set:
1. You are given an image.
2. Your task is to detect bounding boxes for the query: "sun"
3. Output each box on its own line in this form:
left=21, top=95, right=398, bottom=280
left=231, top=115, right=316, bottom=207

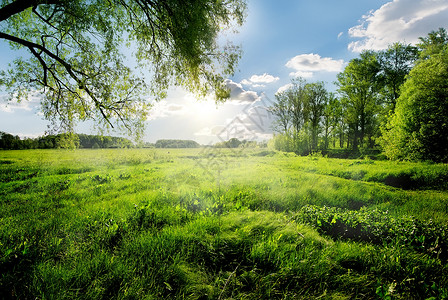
left=185, top=94, right=220, bottom=123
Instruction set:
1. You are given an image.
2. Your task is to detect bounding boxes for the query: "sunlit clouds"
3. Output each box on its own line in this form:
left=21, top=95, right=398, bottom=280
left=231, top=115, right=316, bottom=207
left=348, top=0, right=448, bottom=52
left=276, top=83, right=293, bottom=95
left=148, top=101, right=187, bottom=120
left=285, top=54, right=344, bottom=78
left=241, top=73, right=280, bottom=88
left=0, top=92, right=41, bottom=113
left=224, top=79, right=261, bottom=104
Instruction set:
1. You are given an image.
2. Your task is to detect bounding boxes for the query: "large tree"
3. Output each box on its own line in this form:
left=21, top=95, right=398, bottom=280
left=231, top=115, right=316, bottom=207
left=337, top=50, right=381, bottom=150
left=417, top=27, right=448, bottom=59
left=270, top=91, right=292, bottom=135
left=269, top=78, right=309, bottom=154
left=378, top=42, right=418, bottom=112
left=304, top=81, right=327, bottom=151
left=321, top=93, right=340, bottom=150
left=380, top=43, right=448, bottom=162
left=288, top=77, right=308, bottom=136
left=0, top=0, right=246, bottom=137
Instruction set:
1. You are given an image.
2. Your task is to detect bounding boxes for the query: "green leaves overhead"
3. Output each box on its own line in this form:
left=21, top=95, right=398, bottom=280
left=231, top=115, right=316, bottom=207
left=0, top=0, right=246, bottom=137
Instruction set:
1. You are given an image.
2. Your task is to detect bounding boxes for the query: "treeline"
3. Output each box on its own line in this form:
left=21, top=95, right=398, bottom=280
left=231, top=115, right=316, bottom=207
left=0, top=132, right=134, bottom=150
left=214, top=138, right=265, bottom=148
left=270, top=28, right=448, bottom=162
left=154, top=139, right=200, bottom=148
left=1, top=134, right=255, bottom=150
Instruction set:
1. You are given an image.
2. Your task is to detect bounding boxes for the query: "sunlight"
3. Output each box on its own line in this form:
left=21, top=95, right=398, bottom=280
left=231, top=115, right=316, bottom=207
left=185, top=93, right=220, bottom=123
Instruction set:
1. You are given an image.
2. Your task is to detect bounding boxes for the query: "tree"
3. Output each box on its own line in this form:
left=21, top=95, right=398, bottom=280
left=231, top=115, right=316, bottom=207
left=337, top=51, right=381, bottom=150
left=0, top=131, right=21, bottom=149
left=304, top=81, right=327, bottom=151
left=417, top=27, right=448, bottom=59
left=270, top=91, right=292, bottom=135
left=288, top=78, right=308, bottom=136
left=321, top=93, right=339, bottom=150
left=378, top=42, right=418, bottom=112
left=155, top=139, right=200, bottom=148
left=380, top=44, right=448, bottom=162
left=0, top=0, right=246, bottom=137
left=269, top=78, right=309, bottom=154
left=55, top=132, right=79, bottom=149
left=269, top=78, right=331, bottom=154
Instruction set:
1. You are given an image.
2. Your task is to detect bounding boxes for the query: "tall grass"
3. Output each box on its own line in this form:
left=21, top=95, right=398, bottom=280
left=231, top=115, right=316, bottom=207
left=1, top=149, right=447, bottom=299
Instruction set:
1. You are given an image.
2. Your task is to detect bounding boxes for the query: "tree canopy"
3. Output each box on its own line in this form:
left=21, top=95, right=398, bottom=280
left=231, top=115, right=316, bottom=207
left=269, top=78, right=330, bottom=155
left=269, top=28, right=448, bottom=162
left=377, top=42, right=419, bottom=112
left=0, top=0, right=246, bottom=137
left=155, top=139, right=199, bottom=148
left=380, top=43, right=448, bottom=162
left=336, top=50, right=381, bottom=150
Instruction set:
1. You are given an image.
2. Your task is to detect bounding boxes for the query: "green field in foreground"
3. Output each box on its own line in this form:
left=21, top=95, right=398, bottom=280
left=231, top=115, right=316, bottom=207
left=1, top=148, right=448, bottom=299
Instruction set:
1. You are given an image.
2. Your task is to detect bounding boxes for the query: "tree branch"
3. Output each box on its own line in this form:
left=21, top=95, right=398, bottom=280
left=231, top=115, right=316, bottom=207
left=0, top=30, right=114, bottom=128
left=0, top=0, right=58, bottom=22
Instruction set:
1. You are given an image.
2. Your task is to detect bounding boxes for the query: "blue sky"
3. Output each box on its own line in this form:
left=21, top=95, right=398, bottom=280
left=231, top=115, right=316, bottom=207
left=1, top=0, right=448, bottom=144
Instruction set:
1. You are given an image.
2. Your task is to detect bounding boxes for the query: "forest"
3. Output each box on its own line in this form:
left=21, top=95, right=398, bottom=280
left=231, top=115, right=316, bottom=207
left=0, top=132, right=264, bottom=150
left=0, top=132, right=134, bottom=150
left=269, top=28, right=448, bottom=163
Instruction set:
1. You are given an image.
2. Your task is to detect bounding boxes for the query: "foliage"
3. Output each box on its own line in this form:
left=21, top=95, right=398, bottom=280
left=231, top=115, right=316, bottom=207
left=1, top=148, right=448, bottom=298
left=0, top=0, right=246, bottom=137
left=380, top=43, right=448, bottom=162
left=0, top=131, right=22, bottom=149
left=377, top=42, right=419, bottom=112
left=336, top=50, right=382, bottom=150
left=214, top=138, right=240, bottom=148
left=155, top=139, right=200, bottom=149
left=269, top=78, right=329, bottom=154
left=78, top=134, right=133, bottom=149
left=417, top=27, right=448, bottom=59
left=305, top=81, right=327, bottom=150
left=0, top=131, right=134, bottom=149
left=213, top=138, right=262, bottom=149
left=295, top=205, right=448, bottom=261
left=267, top=28, right=447, bottom=162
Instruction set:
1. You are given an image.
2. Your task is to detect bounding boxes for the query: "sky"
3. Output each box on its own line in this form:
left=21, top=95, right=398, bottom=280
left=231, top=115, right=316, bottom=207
left=1, top=0, right=448, bottom=145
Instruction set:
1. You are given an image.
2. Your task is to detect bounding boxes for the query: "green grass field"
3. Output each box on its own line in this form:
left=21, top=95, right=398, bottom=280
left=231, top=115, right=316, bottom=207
left=1, top=148, right=448, bottom=299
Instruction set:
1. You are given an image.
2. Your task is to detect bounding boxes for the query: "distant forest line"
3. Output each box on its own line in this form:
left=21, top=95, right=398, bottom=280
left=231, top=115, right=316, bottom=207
left=0, top=132, right=266, bottom=150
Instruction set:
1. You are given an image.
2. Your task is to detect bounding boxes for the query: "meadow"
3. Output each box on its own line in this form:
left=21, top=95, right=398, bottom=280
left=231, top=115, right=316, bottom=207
left=1, top=148, right=447, bottom=299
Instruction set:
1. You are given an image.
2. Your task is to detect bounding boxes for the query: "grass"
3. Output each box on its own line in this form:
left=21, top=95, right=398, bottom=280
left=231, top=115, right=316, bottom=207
left=1, top=148, right=447, bottom=299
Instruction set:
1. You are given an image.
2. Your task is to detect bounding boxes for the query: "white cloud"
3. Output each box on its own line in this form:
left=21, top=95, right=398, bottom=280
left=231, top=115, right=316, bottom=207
left=276, top=83, right=293, bottom=95
left=338, top=32, right=344, bottom=39
left=285, top=54, right=344, bottom=78
left=224, top=79, right=261, bottom=104
left=348, top=0, right=448, bottom=52
left=148, top=100, right=187, bottom=120
left=240, top=79, right=252, bottom=85
left=0, top=101, right=33, bottom=113
left=0, top=92, right=41, bottom=113
left=215, top=117, right=269, bottom=141
left=240, top=73, right=279, bottom=88
left=166, top=104, right=184, bottom=112
left=249, top=73, right=280, bottom=84
left=289, top=71, right=313, bottom=78
left=194, top=125, right=226, bottom=137
left=194, top=96, right=274, bottom=142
